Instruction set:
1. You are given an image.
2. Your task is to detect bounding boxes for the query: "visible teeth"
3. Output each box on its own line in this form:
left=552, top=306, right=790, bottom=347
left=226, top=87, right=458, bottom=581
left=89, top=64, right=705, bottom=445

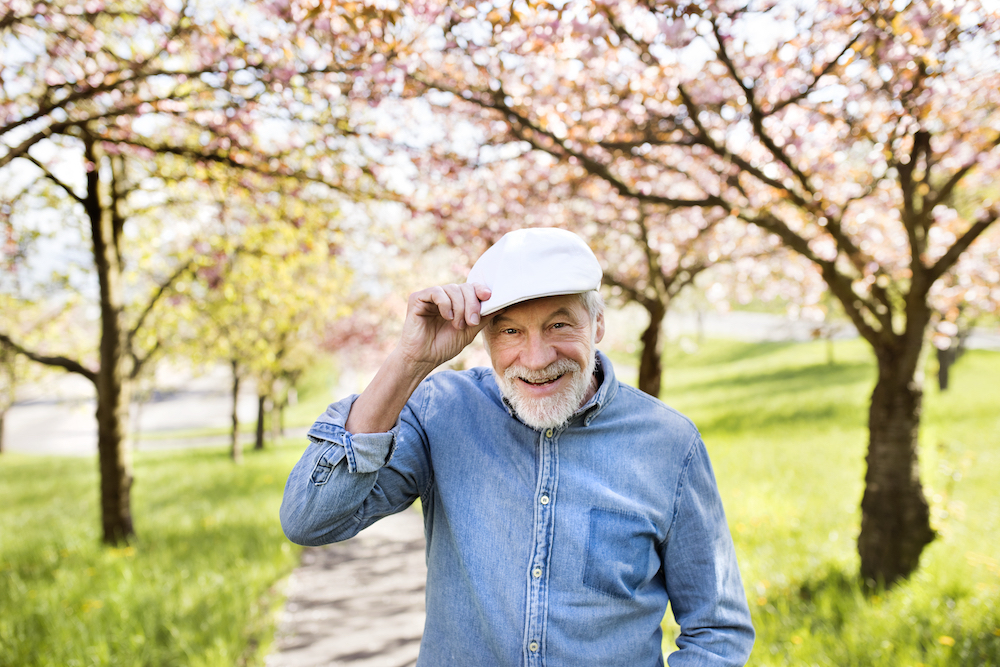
left=523, top=374, right=562, bottom=385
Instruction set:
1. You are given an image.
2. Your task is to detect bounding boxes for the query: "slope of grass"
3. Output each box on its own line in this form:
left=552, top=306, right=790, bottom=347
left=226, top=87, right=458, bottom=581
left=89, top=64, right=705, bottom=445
left=0, top=443, right=304, bottom=667
left=643, top=338, right=1000, bottom=666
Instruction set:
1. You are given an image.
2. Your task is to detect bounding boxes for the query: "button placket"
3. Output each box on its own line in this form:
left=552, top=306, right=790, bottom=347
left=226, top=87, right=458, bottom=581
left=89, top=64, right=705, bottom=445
left=524, top=428, right=558, bottom=665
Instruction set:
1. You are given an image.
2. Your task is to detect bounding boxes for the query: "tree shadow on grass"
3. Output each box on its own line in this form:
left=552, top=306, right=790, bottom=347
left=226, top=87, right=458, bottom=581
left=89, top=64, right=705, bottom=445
left=755, top=567, right=1000, bottom=666
left=691, top=360, right=874, bottom=396
left=666, top=340, right=799, bottom=368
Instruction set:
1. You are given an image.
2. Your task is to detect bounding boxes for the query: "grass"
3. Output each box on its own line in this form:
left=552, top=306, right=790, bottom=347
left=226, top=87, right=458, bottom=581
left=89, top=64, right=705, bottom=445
left=0, top=356, right=343, bottom=667
left=637, top=338, right=1000, bottom=666
left=0, top=443, right=305, bottom=667
left=2, top=340, right=998, bottom=666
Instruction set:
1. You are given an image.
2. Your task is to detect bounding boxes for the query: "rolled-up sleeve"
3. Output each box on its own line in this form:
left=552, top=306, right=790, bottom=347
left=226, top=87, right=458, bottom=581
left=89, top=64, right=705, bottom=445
left=663, top=436, right=755, bottom=666
left=280, top=392, right=431, bottom=546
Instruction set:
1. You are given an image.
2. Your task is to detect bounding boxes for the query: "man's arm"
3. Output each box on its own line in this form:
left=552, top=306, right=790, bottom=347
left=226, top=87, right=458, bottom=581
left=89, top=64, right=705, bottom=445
left=346, top=282, right=492, bottom=433
left=663, top=437, right=755, bottom=666
left=280, top=282, right=491, bottom=546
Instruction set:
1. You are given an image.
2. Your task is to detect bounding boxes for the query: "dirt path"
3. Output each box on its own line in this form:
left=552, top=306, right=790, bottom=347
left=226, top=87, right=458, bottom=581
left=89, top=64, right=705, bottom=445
left=266, top=509, right=428, bottom=667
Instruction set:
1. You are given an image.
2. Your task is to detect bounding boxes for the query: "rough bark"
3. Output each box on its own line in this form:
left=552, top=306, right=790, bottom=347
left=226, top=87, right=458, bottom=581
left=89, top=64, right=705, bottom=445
left=858, top=345, right=936, bottom=588
left=637, top=301, right=667, bottom=398
left=86, top=138, right=135, bottom=545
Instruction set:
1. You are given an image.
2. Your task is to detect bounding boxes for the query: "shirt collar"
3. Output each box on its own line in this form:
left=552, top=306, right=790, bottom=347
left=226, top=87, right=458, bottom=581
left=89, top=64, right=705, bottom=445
left=576, top=350, right=617, bottom=427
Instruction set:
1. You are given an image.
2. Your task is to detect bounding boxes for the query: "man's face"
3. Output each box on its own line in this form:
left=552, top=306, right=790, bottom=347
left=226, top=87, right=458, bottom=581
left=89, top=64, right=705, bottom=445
left=484, top=294, right=605, bottom=430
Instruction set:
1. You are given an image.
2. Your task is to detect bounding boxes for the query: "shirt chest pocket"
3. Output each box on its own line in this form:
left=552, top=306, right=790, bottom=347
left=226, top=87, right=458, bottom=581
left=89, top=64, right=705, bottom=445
left=583, top=507, right=659, bottom=600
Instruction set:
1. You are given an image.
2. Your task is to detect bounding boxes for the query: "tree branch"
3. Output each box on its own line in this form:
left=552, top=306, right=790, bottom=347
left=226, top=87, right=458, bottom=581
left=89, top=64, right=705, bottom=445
left=131, top=339, right=162, bottom=379
left=770, top=34, right=862, bottom=114
left=22, top=155, right=87, bottom=205
left=412, top=74, right=725, bottom=210
left=740, top=210, right=885, bottom=347
left=0, top=332, right=98, bottom=385
left=601, top=274, right=645, bottom=306
left=710, top=17, right=815, bottom=198
left=110, top=139, right=382, bottom=202
left=927, top=209, right=999, bottom=285
left=126, top=257, right=197, bottom=354
left=927, top=134, right=1000, bottom=211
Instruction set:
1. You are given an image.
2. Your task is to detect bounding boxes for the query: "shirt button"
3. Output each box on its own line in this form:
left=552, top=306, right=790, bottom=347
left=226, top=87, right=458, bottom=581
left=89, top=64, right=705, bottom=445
left=545, top=428, right=553, bottom=438
left=532, top=567, right=542, bottom=578
left=539, top=495, right=550, bottom=505
left=529, top=641, right=539, bottom=652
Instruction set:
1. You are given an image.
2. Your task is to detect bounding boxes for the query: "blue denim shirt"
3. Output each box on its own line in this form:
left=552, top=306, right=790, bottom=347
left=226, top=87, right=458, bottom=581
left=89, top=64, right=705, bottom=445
left=281, top=351, right=754, bottom=666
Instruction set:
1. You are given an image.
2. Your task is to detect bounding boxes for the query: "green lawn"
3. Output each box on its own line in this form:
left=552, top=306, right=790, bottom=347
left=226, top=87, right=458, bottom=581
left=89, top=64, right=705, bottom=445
left=0, top=444, right=305, bottom=667
left=648, top=338, right=1000, bottom=666
left=1, top=339, right=998, bottom=666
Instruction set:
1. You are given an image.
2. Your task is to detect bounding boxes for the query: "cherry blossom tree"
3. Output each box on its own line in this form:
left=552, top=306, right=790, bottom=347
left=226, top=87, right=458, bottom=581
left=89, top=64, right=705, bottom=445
left=0, top=0, right=385, bottom=544
left=168, top=182, right=353, bottom=459
left=367, top=0, right=1000, bottom=587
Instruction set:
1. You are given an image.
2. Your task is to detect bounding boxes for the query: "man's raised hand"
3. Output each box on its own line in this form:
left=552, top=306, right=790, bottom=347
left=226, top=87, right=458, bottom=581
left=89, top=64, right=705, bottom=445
left=397, top=283, right=492, bottom=372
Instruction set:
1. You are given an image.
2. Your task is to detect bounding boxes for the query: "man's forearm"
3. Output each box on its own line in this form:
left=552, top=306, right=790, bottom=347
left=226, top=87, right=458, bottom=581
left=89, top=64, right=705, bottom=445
left=345, top=347, right=435, bottom=434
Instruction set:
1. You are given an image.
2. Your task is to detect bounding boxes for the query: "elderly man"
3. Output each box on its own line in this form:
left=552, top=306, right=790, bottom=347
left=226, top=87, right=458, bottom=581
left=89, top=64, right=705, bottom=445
left=281, top=228, right=754, bottom=666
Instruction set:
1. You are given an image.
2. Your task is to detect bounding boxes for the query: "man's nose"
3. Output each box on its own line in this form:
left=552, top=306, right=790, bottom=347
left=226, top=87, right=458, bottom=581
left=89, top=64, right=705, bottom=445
left=521, top=334, right=557, bottom=369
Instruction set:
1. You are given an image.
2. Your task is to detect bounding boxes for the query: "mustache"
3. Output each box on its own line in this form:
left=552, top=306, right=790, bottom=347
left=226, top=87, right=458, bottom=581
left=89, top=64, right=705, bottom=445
left=504, top=358, right=582, bottom=383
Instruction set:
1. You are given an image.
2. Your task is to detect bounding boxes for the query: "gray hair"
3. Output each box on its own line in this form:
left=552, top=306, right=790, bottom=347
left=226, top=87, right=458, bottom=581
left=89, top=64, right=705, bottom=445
left=578, top=290, right=605, bottom=325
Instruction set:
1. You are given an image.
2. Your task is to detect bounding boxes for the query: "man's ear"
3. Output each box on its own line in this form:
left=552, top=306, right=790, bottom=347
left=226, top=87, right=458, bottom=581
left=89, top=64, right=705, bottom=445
left=594, top=311, right=605, bottom=344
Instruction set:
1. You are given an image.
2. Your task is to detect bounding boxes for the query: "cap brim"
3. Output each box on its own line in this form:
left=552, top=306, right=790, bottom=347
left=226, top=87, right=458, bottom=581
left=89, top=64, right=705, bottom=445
left=479, top=289, right=590, bottom=317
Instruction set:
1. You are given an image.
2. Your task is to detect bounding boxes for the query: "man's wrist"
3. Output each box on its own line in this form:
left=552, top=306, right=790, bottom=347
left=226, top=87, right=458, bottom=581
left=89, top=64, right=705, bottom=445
left=388, top=346, right=437, bottom=386
left=345, top=348, right=432, bottom=434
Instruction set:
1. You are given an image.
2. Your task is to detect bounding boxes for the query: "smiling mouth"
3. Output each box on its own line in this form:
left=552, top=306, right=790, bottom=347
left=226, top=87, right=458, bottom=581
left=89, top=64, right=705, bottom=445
left=520, top=374, right=565, bottom=387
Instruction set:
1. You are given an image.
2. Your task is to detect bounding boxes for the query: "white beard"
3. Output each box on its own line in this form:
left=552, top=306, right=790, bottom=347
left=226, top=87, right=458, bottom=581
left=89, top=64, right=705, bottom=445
left=494, top=354, right=596, bottom=431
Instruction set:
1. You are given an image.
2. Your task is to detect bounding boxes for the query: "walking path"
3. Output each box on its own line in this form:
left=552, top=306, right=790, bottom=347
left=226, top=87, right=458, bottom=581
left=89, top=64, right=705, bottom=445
left=265, top=509, right=427, bottom=667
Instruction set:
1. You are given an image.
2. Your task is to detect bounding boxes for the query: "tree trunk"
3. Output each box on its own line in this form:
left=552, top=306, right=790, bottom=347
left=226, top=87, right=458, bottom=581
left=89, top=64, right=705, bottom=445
left=87, top=139, right=135, bottom=546
left=0, top=409, right=6, bottom=454
left=857, top=353, right=936, bottom=588
left=936, top=346, right=956, bottom=391
left=255, top=393, right=266, bottom=451
left=637, top=301, right=667, bottom=397
left=230, top=360, right=243, bottom=463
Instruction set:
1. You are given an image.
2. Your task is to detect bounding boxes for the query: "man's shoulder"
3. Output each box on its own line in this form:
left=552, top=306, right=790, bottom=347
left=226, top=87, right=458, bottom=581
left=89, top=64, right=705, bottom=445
left=608, top=380, right=701, bottom=437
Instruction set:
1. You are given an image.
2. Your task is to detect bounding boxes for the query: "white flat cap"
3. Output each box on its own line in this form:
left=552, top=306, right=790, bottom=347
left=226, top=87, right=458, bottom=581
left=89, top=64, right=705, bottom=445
left=467, top=227, right=602, bottom=316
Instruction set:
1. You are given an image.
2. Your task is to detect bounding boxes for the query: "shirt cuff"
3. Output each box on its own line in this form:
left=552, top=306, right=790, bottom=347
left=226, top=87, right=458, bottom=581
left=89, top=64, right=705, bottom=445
left=307, top=394, right=398, bottom=474
left=342, top=431, right=395, bottom=473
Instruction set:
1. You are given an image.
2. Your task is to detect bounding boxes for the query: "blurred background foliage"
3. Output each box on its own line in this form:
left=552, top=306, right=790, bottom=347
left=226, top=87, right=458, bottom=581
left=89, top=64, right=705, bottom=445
left=2, top=0, right=1000, bottom=664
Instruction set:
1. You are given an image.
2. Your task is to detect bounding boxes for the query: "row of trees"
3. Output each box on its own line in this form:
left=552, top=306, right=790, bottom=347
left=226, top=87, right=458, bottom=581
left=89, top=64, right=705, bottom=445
left=0, top=0, right=394, bottom=542
left=3, top=0, right=999, bottom=589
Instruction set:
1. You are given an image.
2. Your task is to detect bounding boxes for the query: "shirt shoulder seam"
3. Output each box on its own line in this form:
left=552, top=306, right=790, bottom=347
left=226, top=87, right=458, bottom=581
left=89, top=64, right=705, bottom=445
left=664, top=431, right=701, bottom=542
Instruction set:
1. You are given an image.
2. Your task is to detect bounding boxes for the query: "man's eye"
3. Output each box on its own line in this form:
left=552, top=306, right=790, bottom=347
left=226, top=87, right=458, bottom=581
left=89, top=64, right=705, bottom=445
left=504, top=328, right=518, bottom=335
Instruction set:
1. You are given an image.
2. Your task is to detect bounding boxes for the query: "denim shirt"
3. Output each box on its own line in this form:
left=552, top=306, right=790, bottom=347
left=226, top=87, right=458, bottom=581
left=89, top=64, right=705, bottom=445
left=281, top=351, right=754, bottom=666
